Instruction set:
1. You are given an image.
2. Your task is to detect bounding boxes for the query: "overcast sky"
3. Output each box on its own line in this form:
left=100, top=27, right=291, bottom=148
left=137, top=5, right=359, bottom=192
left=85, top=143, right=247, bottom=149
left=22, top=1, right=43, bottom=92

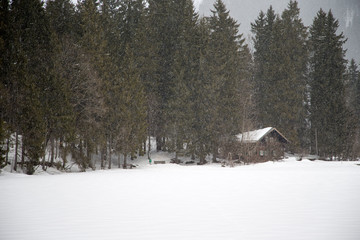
left=194, top=0, right=203, bottom=10
left=198, top=0, right=360, bottom=62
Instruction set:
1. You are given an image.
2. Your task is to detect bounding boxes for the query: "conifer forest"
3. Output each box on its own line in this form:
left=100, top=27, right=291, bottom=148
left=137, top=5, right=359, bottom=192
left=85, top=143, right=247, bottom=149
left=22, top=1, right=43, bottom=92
left=1, top=0, right=360, bottom=174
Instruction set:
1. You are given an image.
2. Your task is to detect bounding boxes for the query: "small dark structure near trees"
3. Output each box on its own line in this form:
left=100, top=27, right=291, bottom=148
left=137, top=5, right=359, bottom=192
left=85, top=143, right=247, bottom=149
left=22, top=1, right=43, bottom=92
left=236, top=127, right=289, bottom=163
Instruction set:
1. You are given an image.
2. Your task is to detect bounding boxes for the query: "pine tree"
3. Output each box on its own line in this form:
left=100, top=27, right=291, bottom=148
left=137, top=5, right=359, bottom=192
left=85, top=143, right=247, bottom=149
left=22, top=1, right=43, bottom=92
left=75, top=0, right=107, bottom=170
left=46, top=0, right=76, bottom=38
left=252, top=1, right=308, bottom=151
left=147, top=0, right=186, bottom=151
left=116, top=46, right=147, bottom=169
left=132, top=2, right=159, bottom=157
left=251, top=6, right=277, bottom=129
left=346, top=59, right=360, bottom=158
left=187, top=17, right=213, bottom=163
left=309, top=9, right=350, bottom=159
left=347, top=59, right=360, bottom=123
left=8, top=0, right=55, bottom=173
left=273, top=1, right=308, bottom=149
left=0, top=0, right=10, bottom=167
left=2, top=0, right=27, bottom=171
left=45, top=0, right=77, bottom=167
left=166, top=0, right=198, bottom=161
left=207, top=0, right=250, bottom=161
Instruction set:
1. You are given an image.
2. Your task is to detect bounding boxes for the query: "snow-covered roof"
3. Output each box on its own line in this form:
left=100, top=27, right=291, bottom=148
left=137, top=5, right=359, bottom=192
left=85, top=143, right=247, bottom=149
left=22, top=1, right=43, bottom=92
left=236, top=127, right=289, bottom=143
left=237, top=127, right=273, bottom=143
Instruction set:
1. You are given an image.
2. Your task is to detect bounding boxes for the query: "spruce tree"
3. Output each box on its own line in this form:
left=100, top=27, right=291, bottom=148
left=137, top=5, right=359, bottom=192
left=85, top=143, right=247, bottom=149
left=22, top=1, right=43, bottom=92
left=347, top=59, right=360, bottom=123
left=347, top=59, right=360, bottom=158
left=188, top=17, right=213, bottom=163
left=8, top=0, right=54, bottom=173
left=116, top=46, right=147, bottom=169
left=207, top=0, right=250, bottom=161
left=251, top=6, right=277, bottom=129
left=252, top=1, right=308, bottom=151
left=133, top=1, right=159, bottom=157
left=273, top=1, right=308, bottom=149
left=166, top=0, right=198, bottom=161
left=147, top=0, right=186, bottom=151
left=309, top=9, right=350, bottom=159
left=0, top=0, right=10, bottom=167
left=76, top=0, right=107, bottom=170
left=46, top=0, right=77, bottom=167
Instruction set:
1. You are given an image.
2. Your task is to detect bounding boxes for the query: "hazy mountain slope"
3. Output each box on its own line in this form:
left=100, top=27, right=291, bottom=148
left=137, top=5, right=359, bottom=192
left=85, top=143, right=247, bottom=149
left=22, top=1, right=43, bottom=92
left=199, top=0, right=360, bottom=62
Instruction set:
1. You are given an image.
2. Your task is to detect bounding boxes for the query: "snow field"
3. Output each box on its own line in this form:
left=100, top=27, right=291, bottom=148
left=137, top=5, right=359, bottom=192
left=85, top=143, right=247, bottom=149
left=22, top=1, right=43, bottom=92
left=1, top=158, right=360, bottom=240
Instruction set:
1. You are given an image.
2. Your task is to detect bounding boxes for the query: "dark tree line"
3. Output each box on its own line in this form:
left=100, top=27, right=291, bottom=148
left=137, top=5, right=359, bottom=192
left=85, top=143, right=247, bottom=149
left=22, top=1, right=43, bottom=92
left=1, top=0, right=359, bottom=174
left=251, top=1, right=360, bottom=160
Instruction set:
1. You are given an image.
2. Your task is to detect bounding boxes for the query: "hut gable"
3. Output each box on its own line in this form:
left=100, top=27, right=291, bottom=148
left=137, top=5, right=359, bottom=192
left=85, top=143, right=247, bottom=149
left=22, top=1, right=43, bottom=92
left=237, top=127, right=289, bottom=144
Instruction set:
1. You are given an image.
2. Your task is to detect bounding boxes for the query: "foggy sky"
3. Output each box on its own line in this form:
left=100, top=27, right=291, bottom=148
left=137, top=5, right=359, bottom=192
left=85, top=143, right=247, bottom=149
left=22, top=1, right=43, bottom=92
left=198, top=0, right=360, bottom=62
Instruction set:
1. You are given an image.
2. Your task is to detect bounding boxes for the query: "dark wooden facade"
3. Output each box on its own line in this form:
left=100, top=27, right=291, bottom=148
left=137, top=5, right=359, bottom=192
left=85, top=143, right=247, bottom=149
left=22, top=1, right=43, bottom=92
left=236, top=127, right=289, bottom=163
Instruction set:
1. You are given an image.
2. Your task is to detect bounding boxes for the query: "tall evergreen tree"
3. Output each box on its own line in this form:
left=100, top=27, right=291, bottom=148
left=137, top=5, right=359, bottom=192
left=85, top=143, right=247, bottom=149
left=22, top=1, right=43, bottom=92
left=45, top=0, right=77, bottom=167
left=115, top=46, right=147, bottom=168
left=0, top=0, right=10, bottom=167
left=252, top=1, right=308, bottom=150
left=75, top=0, right=107, bottom=170
left=100, top=0, right=148, bottom=168
left=309, top=9, right=350, bottom=159
left=251, top=6, right=277, bottom=129
left=166, top=0, right=198, bottom=161
left=346, top=59, right=360, bottom=158
left=187, top=17, right=213, bottom=163
left=147, top=0, right=186, bottom=151
left=207, top=0, right=251, bottom=161
left=8, top=0, right=54, bottom=173
left=273, top=1, right=308, bottom=149
left=131, top=1, right=159, bottom=157
left=347, top=59, right=360, bottom=123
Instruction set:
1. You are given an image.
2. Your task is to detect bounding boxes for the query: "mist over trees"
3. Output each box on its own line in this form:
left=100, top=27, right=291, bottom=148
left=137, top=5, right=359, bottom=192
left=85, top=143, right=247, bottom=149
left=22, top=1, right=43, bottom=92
left=199, top=0, right=360, bottom=64
left=1, top=0, right=359, bottom=173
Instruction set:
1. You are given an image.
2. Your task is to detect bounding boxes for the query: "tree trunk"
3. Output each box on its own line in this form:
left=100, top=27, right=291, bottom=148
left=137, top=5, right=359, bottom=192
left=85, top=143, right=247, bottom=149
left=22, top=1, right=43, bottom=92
left=199, top=145, right=206, bottom=164
left=5, top=137, right=10, bottom=165
left=50, top=136, right=55, bottom=166
left=79, top=139, right=84, bottom=171
left=118, top=154, right=121, bottom=168
left=42, top=132, right=49, bottom=170
left=21, top=143, right=25, bottom=170
left=55, top=138, right=58, bottom=159
left=86, top=141, right=93, bottom=169
left=156, top=136, right=162, bottom=151
left=175, top=151, right=178, bottom=163
left=101, top=146, right=105, bottom=170
left=61, top=142, right=67, bottom=169
left=13, top=132, right=18, bottom=172
left=108, top=135, right=112, bottom=169
left=212, top=147, right=217, bottom=163
left=147, top=134, right=151, bottom=159
left=228, top=152, right=234, bottom=168
left=123, top=153, right=127, bottom=169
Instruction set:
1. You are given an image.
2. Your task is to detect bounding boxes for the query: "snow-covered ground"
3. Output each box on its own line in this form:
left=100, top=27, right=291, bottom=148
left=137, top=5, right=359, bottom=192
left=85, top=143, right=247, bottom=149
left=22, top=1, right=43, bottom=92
left=1, top=155, right=360, bottom=240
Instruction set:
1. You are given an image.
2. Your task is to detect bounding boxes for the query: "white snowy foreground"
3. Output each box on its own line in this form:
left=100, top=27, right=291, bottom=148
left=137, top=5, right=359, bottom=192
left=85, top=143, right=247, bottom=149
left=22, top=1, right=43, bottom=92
left=1, top=157, right=360, bottom=240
